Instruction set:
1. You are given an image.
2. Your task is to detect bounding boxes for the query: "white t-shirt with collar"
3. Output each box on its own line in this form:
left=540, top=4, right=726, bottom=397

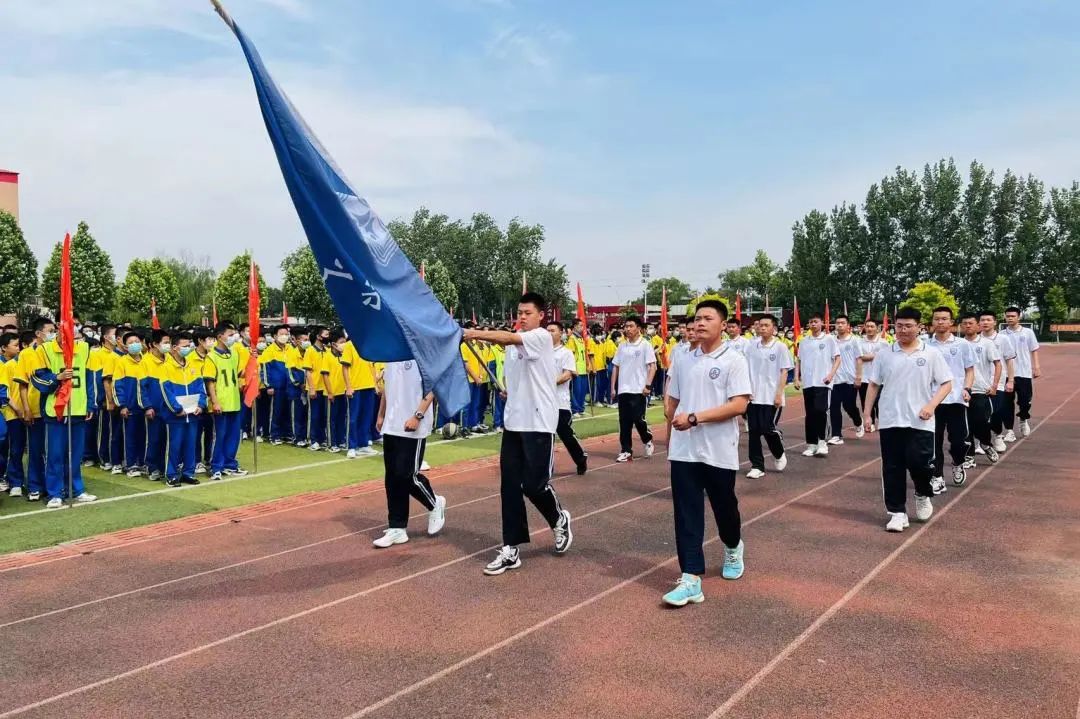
left=834, top=334, right=861, bottom=385
left=984, top=332, right=1017, bottom=391
left=745, top=337, right=794, bottom=407
left=503, top=327, right=558, bottom=433
left=552, top=344, right=576, bottom=412
left=612, top=337, right=656, bottom=396
left=1003, top=326, right=1040, bottom=378
left=382, top=360, right=434, bottom=439
left=724, top=335, right=750, bottom=355
left=964, top=335, right=1001, bottom=395
left=857, top=336, right=889, bottom=383
left=868, top=339, right=953, bottom=432
left=797, top=332, right=840, bottom=388
left=666, top=344, right=752, bottom=470
left=928, top=334, right=976, bottom=406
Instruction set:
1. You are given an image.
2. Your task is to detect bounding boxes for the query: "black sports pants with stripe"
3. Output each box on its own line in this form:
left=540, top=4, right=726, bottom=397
left=500, top=430, right=563, bottom=546
left=747, top=403, right=784, bottom=470
left=879, top=427, right=934, bottom=514
left=966, top=393, right=994, bottom=451
left=617, top=393, right=653, bottom=453
left=933, top=403, right=969, bottom=476
left=802, top=387, right=830, bottom=444
left=556, top=409, right=588, bottom=468
left=382, top=434, right=436, bottom=529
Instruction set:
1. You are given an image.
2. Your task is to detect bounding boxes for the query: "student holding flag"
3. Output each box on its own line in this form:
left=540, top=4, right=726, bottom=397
left=203, top=321, right=247, bottom=480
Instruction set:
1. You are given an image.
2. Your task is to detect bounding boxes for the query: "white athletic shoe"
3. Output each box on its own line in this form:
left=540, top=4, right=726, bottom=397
left=1003, top=430, right=1017, bottom=443
left=0, top=480, right=8, bottom=492
left=814, top=441, right=829, bottom=457
left=973, top=441, right=986, bottom=455
left=827, top=436, right=844, bottom=446
left=773, top=454, right=788, bottom=472
left=802, top=445, right=817, bottom=457
left=885, top=512, right=909, bottom=532
left=992, top=436, right=1007, bottom=453
left=360, top=447, right=380, bottom=457
left=929, top=476, right=947, bottom=495
left=616, top=451, right=632, bottom=463
left=420, top=460, right=431, bottom=471
left=8, top=486, right=23, bottom=497
left=372, top=528, right=409, bottom=548
left=46, top=497, right=64, bottom=509
left=195, top=462, right=207, bottom=475
left=76, top=493, right=98, bottom=503
left=746, top=468, right=765, bottom=479
left=308, top=442, right=321, bottom=452
left=914, top=495, right=933, bottom=522
left=427, top=495, right=446, bottom=535
left=855, top=425, right=865, bottom=439
left=1020, top=420, right=1031, bottom=437
left=870, top=423, right=877, bottom=433
left=346, top=449, right=357, bottom=459
left=644, top=441, right=655, bottom=458
left=552, top=510, right=573, bottom=554
left=110, top=466, right=123, bottom=476
left=126, top=468, right=142, bottom=478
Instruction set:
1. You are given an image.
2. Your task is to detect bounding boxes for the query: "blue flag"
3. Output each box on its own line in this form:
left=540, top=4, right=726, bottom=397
left=221, top=12, right=469, bottom=414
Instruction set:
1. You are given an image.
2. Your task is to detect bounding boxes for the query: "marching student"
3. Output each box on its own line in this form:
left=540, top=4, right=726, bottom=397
left=862, top=307, right=953, bottom=533
left=203, top=322, right=247, bottom=480
left=340, top=338, right=380, bottom=457
left=549, top=321, right=588, bottom=475
left=113, top=331, right=148, bottom=476
left=370, top=358, right=445, bottom=548
left=463, top=292, right=572, bottom=576
left=1003, top=307, right=1040, bottom=438
left=744, top=314, right=793, bottom=479
left=647, top=323, right=665, bottom=398
left=191, top=329, right=215, bottom=472
left=959, top=312, right=1002, bottom=465
left=2, top=333, right=25, bottom=497
left=260, top=325, right=293, bottom=445
left=928, top=307, right=976, bottom=491
left=304, top=325, right=331, bottom=451
left=828, top=315, right=864, bottom=445
left=140, top=329, right=171, bottom=480
left=288, top=326, right=310, bottom=447
left=724, top=319, right=749, bottom=354
left=978, top=311, right=1016, bottom=453
left=610, top=316, right=656, bottom=463
left=856, top=318, right=888, bottom=431
left=662, top=299, right=752, bottom=607
left=32, top=324, right=98, bottom=509
left=161, top=332, right=206, bottom=487
left=794, top=313, right=840, bottom=457
left=15, top=322, right=52, bottom=500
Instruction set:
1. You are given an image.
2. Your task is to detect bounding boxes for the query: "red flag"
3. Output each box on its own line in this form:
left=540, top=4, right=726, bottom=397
left=244, top=258, right=261, bottom=408
left=660, top=286, right=670, bottom=365
left=419, top=260, right=426, bottom=282
left=882, top=304, right=889, bottom=336
left=735, top=292, right=742, bottom=322
left=212, top=300, right=219, bottom=326
left=576, top=282, right=591, bottom=360
left=522, top=270, right=527, bottom=294
left=53, top=233, right=75, bottom=418
left=824, top=298, right=831, bottom=331
left=282, top=300, right=289, bottom=325
left=150, top=297, right=160, bottom=330
left=865, top=302, right=871, bottom=324
left=792, top=295, right=802, bottom=357
left=472, top=308, right=478, bottom=325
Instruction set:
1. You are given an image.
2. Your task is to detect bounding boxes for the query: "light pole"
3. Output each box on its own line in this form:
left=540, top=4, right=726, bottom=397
left=641, top=263, right=650, bottom=322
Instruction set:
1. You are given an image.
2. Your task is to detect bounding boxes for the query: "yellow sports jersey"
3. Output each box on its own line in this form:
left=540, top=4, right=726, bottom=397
left=323, top=349, right=346, bottom=396
left=588, top=340, right=607, bottom=373
left=15, top=345, right=45, bottom=418
left=303, top=346, right=329, bottom=394
left=1, top=357, right=17, bottom=421
left=341, top=341, right=376, bottom=390
left=235, top=344, right=251, bottom=388
left=461, top=343, right=489, bottom=384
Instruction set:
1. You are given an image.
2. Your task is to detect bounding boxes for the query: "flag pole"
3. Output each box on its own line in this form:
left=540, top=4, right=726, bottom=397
left=465, top=341, right=504, bottom=394
left=66, top=397, right=73, bottom=507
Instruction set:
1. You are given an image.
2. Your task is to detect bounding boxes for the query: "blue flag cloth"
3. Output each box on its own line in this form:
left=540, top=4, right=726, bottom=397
left=222, top=15, right=469, bottom=415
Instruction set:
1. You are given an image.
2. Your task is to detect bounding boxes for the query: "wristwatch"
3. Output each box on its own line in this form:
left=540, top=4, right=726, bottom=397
left=688, top=413, right=699, bottom=427
left=414, top=412, right=425, bottom=420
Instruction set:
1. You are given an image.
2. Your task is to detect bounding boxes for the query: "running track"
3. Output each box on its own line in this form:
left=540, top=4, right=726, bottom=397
left=1, top=345, right=1077, bottom=718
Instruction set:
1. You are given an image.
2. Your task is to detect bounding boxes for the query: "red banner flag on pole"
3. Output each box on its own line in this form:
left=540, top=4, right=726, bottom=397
left=212, top=300, right=219, bottom=326
left=244, top=258, right=261, bottom=408
left=522, top=271, right=527, bottom=294
left=282, top=300, right=289, bottom=324
left=472, top=308, right=477, bottom=325
left=824, top=298, right=831, bottom=331
left=53, top=232, right=75, bottom=418
left=419, top=260, right=425, bottom=282
left=865, top=302, right=871, bottom=324
left=792, top=295, right=802, bottom=356
left=660, top=286, right=670, bottom=365
left=150, top=297, right=161, bottom=329
left=735, top=291, right=742, bottom=322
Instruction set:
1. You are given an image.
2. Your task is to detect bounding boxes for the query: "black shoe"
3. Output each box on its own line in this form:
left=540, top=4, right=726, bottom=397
left=166, top=478, right=182, bottom=487
left=576, top=461, right=588, bottom=476
left=180, top=477, right=200, bottom=486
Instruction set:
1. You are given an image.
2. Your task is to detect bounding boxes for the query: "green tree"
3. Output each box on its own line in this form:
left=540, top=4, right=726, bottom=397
left=956, top=161, right=996, bottom=308
left=1045, top=285, right=1068, bottom=325
left=827, top=203, right=871, bottom=311
left=41, top=221, right=116, bottom=319
left=263, top=286, right=284, bottom=319
left=116, top=258, right=180, bottom=325
left=424, top=258, right=458, bottom=312
left=0, top=210, right=39, bottom=313
left=214, top=252, right=267, bottom=323
left=989, top=275, right=1010, bottom=319
left=787, top=210, right=831, bottom=312
left=281, top=246, right=338, bottom=324
left=162, top=252, right=216, bottom=326
left=643, top=277, right=695, bottom=306
left=898, top=281, right=959, bottom=324
left=685, top=292, right=731, bottom=318
left=921, top=158, right=963, bottom=281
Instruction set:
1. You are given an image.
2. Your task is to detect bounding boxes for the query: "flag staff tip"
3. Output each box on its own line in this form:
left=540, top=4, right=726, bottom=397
left=210, top=0, right=235, bottom=27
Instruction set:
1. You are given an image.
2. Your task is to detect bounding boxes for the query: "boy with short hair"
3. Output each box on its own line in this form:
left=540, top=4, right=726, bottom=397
left=113, top=331, right=148, bottom=476
left=203, top=322, right=247, bottom=480
left=794, top=313, right=841, bottom=457
left=610, top=316, right=656, bottom=463
left=1002, top=306, right=1040, bottom=437
left=161, top=332, right=206, bottom=487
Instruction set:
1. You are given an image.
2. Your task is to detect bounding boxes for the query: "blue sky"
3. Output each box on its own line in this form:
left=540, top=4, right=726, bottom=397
left=2, top=0, right=1079, bottom=304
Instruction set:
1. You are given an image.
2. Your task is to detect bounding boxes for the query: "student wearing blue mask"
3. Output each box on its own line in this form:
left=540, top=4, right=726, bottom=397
left=113, top=331, right=148, bottom=476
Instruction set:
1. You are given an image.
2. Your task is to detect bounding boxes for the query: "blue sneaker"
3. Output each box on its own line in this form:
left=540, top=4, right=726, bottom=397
left=662, top=573, right=704, bottom=607
left=722, top=540, right=744, bottom=579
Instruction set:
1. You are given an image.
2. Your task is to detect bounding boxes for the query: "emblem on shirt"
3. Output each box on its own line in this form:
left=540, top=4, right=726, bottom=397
left=768, top=353, right=776, bottom=361
left=819, top=344, right=825, bottom=350
left=949, top=348, right=957, bottom=356
left=916, top=358, right=927, bottom=367
left=709, top=367, right=721, bottom=380
left=404, top=361, right=413, bottom=370
left=976, top=347, right=983, bottom=356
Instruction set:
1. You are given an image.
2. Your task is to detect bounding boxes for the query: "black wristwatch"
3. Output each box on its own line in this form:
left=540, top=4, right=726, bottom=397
left=414, top=412, right=425, bottom=420
left=688, top=413, right=699, bottom=427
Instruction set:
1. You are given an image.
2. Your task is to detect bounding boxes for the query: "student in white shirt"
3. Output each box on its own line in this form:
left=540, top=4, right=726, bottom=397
left=743, top=314, right=793, bottom=479
left=1003, top=306, right=1041, bottom=438
left=464, top=293, right=572, bottom=576
left=959, top=312, right=1002, bottom=465
left=662, top=300, right=752, bottom=607
left=610, top=316, right=657, bottom=463
left=371, top=360, right=445, bottom=548
left=979, top=311, right=1017, bottom=452
left=794, top=312, right=841, bottom=457
left=856, top=319, right=888, bottom=431
left=665, top=319, right=698, bottom=444
left=548, top=321, right=588, bottom=475
left=724, top=320, right=749, bottom=355
left=828, top=315, right=864, bottom=445
left=927, top=307, right=976, bottom=491
left=863, top=307, right=954, bottom=533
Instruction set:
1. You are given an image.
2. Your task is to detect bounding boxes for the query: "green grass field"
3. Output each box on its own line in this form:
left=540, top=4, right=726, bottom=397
left=0, top=406, right=666, bottom=555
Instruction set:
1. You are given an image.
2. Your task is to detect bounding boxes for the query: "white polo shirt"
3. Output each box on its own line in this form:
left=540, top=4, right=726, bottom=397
left=868, top=339, right=953, bottom=432
left=965, top=335, right=1001, bottom=395
left=858, top=336, right=890, bottom=383
left=983, top=331, right=1017, bottom=391
left=381, top=360, right=434, bottom=439
left=928, top=334, right=975, bottom=406
left=834, top=335, right=861, bottom=385
left=503, top=327, right=558, bottom=433
left=724, top=335, right=750, bottom=355
left=797, top=332, right=840, bottom=388
left=1004, top=326, right=1040, bottom=378
left=612, top=337, right=656, bottom=396
left=667, top=344, right=752, bottom=470
left=552, top=345, right=576, bottom=412
left=745, top=338, right=794, bottom=407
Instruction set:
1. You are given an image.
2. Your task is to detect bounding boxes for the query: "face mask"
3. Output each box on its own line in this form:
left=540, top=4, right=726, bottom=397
left=646, top=328, right=655, bottom=336
left=44, top=331, right=58, bottom=342
left=127, top=343, right=143, bottom=355
left=256, top=341, right=267, bottom=351
left=225, top=334, right=240, bottom=346
left=300, top=340, right=311, bottom=350
left=276, top=335, right=289, bottom=345
left=159, top=343, right=172, bottom=354
left=104, top=335, right=116, bottom=345
left=179, top=346, right=194, bottom=358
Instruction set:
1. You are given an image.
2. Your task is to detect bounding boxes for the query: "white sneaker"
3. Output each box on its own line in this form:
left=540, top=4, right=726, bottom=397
left=644, top=441, right=655, bottom=458
left=427, top=495, right=446, bottom=535
left=746, top=468, right=765, bottom=479
left=870, top=423, right=877, bottom=433
left=773, top=454, right=787, bottom=472
left=309, top=442, right=321, bottom=451
left=9, top=486, right=22, bottom=497
left=929, top=477, right=947, bottom=495
left=1003, top=430, right=1017, bottom=443
left=126, top=468, right=142, bottom=477
left=359, top=447, right=380, bottom=457
left=885, top=512, right=909, bottom=532
left=914, top=495, right=933, bottom=522
left=420, top=460, right=431, bottom=471
left=827, top=436, right=844, bottom=446
left=855, top=425, right=865, bottom=439
left=328, top=445, right=341, bottom=454
left=76, top=493, right=98, bottom=503
left=0, top=480, right=8, bottom=492
left=616, top=452, right=632, bottom=463
left=992, top=436, right=1007, bottom=453
left=802, top=446, right=817, bottom=457
left=46, top=497, right=64, bottom=509
left=1020, top=420, right=1031, bottom=437
left=110, top=466, right=123, bottom=475
left=814, top=441, right=829, bottom=457
left=372, top=528, right=409, bottom=548
left=974, top=441, right=986, bottom=455
left=346, top=449, right=357, bottom=459
left=195, top=462, right=207, bottom=475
